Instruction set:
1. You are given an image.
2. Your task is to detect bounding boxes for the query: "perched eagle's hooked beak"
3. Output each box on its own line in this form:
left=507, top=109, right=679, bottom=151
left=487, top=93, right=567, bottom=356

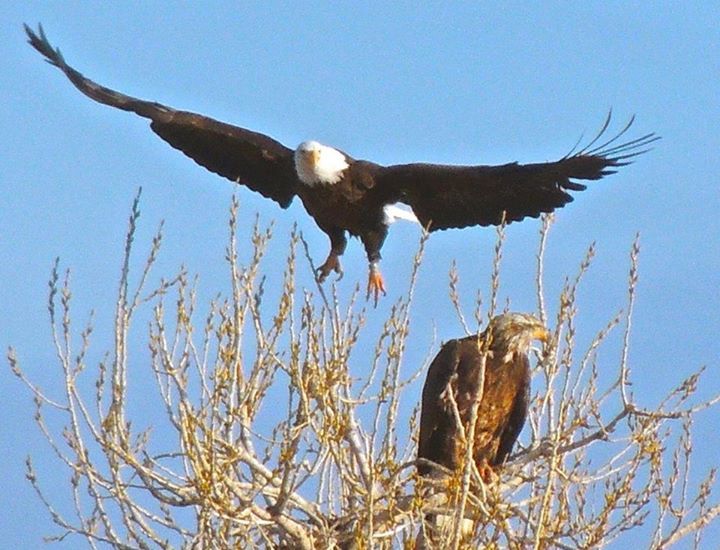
left=534, top=327, right=551, bottom=343
left=531, top=326, right=551, bottom=357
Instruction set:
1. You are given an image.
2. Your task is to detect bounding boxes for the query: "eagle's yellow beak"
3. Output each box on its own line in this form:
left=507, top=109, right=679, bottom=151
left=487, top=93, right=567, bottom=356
left=534, top=327, right=551, bottom=343
left=307, top=149, right=319, bottom=167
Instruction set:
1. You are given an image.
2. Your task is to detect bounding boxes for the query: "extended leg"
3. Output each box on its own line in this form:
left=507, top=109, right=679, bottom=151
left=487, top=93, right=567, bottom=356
left=316, top=228, right=347, bottom=283
left=361, top=228, right=388, bottom=305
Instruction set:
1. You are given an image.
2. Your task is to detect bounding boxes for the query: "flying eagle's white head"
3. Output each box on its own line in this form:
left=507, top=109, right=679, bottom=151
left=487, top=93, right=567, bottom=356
left=294, top=140, right=349, bottom=186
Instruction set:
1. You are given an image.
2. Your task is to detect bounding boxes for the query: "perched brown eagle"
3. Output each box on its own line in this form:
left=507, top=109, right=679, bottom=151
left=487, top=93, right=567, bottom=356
left=417, top=313, right=549, bottom=481
left=26, top=25, right=657, bottom=302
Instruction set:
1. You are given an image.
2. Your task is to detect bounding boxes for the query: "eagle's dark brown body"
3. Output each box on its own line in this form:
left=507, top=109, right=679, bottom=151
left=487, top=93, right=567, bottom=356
left=25, top=24, right=657, bottom=300
left=418, top=313, right=548, bottom=477
left=296, top=160, right=391, bottom=265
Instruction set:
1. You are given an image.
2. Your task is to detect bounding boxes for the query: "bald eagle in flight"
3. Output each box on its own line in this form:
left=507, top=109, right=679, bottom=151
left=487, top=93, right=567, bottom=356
left=26, top=25, right=657, bottom=302
left=417, top=313, right=549, bottom=481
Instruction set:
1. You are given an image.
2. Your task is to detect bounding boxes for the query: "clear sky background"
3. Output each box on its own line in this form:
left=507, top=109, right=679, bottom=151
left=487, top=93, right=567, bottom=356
left=2, top=3, right=719, bottom=547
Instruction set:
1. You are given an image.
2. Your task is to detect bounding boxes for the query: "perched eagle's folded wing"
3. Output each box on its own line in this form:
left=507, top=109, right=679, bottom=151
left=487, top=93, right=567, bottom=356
left=417, top=340, right=462, bottom=476
left=494, top=356, right=531, bottom=466
left=375, top=116, right=658, bottom=230
left=25, top=24, right=298, bottom=208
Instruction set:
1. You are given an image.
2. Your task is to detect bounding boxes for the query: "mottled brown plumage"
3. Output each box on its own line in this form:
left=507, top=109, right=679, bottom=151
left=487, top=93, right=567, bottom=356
left=26, top=24, right=657, bottom=302
left=417, top=313, right=549, bottom=479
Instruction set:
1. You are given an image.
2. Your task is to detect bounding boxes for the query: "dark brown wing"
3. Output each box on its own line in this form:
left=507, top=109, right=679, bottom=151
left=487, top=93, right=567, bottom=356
left=374, top=115, right=659, bottom=230
left=493, top=354, right=531, bottom=466
left=417, top=340, right=462, bottom=475
left=25, top=24, right=297, bottom=208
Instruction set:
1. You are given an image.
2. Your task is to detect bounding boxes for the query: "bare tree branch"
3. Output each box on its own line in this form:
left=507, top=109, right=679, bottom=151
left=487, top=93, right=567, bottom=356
left=9, top=199, right=719, bottom=548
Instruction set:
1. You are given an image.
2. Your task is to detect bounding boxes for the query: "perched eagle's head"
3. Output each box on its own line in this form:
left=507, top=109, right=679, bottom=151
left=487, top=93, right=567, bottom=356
left=294, top=140, right=349, bottom=186
left=485, top=313, right=549, bottom=357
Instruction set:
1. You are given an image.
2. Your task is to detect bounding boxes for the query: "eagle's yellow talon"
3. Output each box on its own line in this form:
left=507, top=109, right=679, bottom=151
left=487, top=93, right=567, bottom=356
left=367, top=268, right=386, bottom=306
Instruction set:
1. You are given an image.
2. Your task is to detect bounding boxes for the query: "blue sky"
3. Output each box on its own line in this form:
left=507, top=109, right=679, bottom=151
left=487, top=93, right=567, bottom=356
left=2, top=3, right=719, bottom=547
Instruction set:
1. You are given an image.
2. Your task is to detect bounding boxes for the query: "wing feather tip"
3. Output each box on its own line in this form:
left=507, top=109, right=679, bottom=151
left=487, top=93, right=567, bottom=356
left=563, top=181, right=587, bottom=191
left=25, top=22, right=66, bottom=69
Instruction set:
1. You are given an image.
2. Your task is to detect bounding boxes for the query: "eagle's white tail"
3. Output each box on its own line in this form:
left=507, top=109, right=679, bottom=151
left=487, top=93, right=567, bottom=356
left=383, top=203, right=419, bottom=225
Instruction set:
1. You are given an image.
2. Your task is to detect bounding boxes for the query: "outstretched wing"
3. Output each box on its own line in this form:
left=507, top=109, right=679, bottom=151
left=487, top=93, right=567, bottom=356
left=375, top=115, right=658, bottom=230
left=25, top=24, right=298, bottom=208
